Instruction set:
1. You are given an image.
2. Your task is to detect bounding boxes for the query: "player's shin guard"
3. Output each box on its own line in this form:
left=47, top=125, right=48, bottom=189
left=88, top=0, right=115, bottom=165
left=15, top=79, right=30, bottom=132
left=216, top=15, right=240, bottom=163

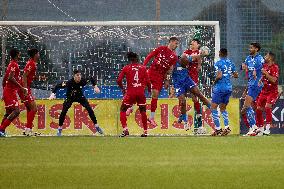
left=26, top=110, right=36, bottom=129
left=120, top=111, right=128, bottom=130
left=221, top=110, right=229, bottom=128
left=211, top=109, right=220, bottom=130
left=140, top=111, right=148, bottom=134
left=150, top=98, right=158, bottom=118
left=246, top=107, right=256, bottom=128
left=265, top=107, right=272, bottom=125
left=256, top=109, right=264, bottom=127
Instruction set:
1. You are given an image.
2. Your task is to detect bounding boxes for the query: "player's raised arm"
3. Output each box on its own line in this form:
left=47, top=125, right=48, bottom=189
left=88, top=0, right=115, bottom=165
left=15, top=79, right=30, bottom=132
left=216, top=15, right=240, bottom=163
left=48, top=81, right=68, bottom=100
left=83, top=77, right=100, bottom=93
left=143, top=47, right=161, bottom=66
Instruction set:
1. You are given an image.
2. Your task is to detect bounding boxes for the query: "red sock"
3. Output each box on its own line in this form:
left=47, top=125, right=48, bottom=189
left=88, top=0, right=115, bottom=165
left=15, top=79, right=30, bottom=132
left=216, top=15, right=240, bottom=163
left=140, top=111, right=148, bottom=133
left=151, top=98, right=158, bottom=113
left=256, top=109, right=264, bottom=127
left=194, top=101, right=201, bottom=114
left=0, top=119, right=12, bottom=131
left=265, top=107, right=272, bottom=124
left=120, top=111, right=127, bottom=129
left=1, top=117, right=7, bottom=125
left=242, top=114, right=250, bottom=128
left=26, top=110, right=36, bottom=129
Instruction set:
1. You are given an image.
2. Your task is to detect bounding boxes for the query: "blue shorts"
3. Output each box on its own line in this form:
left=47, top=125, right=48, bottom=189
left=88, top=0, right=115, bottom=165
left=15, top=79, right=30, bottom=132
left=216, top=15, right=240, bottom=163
left=174, top=77, right=196, bottom=97
left=212, top=90, right=232, bottom=105
left=248, top=85, right=262, bottom=101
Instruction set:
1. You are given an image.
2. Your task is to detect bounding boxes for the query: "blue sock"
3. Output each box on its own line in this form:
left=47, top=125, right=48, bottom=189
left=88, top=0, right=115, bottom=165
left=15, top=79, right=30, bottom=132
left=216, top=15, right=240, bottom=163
left=183, top=114, right=188, bottom=123
left=221, top=111, right=229, bottom=127
left=206, top=103, right=211, bottom=109
left=246, top=107, right=256, bottom=128
left=211, top=109, right=220, bottom=129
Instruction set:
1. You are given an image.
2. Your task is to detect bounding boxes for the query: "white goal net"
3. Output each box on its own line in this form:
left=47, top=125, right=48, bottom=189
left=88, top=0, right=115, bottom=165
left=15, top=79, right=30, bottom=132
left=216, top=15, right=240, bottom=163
left=0, top=21, right=220, bottom=98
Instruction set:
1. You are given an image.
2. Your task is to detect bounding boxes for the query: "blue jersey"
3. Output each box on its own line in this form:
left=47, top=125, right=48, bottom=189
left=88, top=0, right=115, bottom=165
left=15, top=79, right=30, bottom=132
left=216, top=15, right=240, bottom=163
left=213, top=58, right=236, bottom=92
left=172, top=61, right=196, bottom=97
left=244, top=53, right=264, bottom=87
left=172, top=61, right=189, bottom=85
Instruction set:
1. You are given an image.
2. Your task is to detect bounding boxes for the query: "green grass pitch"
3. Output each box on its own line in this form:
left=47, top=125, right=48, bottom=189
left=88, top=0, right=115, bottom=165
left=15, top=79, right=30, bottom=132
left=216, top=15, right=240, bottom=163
left=0, top=135, right=284, bottom=189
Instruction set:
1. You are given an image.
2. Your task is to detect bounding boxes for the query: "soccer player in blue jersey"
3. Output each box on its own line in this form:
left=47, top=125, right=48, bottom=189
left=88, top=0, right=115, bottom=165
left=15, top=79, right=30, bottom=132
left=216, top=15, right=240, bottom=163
left=172, top=55, right=211, bottom=131
left=211, top=48, right=238, bottom=136
left=241, top=42, right=264, bottom=136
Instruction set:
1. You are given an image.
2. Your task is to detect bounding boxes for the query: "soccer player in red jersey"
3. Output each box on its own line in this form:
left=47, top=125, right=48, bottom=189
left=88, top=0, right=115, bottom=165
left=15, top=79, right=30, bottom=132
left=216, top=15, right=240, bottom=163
left=18, top=49, right=40, bottom=136
left=0, top=49, right=27, bottom=136
left=183, top=39, right=204, bottom=132
left=143, top=37, right=179, bottom=127
left=255, top=52, right=279, bottom=136
left=117, top=52, right=151, bottom=137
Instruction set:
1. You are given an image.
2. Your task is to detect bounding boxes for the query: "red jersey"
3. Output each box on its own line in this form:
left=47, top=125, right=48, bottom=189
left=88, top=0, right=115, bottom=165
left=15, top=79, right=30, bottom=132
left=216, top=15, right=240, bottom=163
left=144, top=46, right=178, bottom=75
left=183, top=49, right=201, bottom=74
left=262, top=63, right=279, bottom=93
left=117, top=62, right=150, bottom=92
left=3, top=60, right=21, bottom=90
left=22, top=59, right=37, bottom=88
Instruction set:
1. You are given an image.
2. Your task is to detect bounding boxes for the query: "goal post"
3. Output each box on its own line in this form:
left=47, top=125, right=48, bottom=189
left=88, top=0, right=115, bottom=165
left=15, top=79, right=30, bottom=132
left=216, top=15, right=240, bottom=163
left=0, top=21, right=221, bottom=136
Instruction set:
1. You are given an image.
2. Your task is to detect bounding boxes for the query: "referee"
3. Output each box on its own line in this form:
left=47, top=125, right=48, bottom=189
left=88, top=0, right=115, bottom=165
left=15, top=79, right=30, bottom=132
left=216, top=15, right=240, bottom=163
left=49, top=70, right=103, bottom=136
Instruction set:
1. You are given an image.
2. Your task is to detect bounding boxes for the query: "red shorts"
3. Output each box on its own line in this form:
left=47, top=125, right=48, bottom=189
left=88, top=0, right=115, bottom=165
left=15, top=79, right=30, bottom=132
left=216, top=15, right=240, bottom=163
left=189, top=71, right=199, bottom=83
left=2, top=87, right=19, bottom=108
left=148, top=69, right=164, bottom=92
left=257, top=91, right=279, bottom=107
left=122, top=90, right=146, bottom=106
left=18, top=88, right=35, bottom=104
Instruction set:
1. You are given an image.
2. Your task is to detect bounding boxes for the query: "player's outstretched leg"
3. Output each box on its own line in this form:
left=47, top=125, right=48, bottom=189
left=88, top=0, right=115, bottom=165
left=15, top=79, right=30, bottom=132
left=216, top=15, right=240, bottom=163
left=23, top=101, right=38, bottom=136
left=148, top=89, right=159, bottom=127
left=119, top=104, right=130, bottom=137
left=80, top=97, right=103, bottom=135
left=220, top=104, right=231, bottom=136
left=177, top=94, right=190, bottom=131
left=241, top=95, right=258, bottom=136
left=210, top=102, right=222, bottom=136
left=263, top=105, right=273, bottom=135
left=192, top=95, right=202, bottom=130
left=57, top=100, right=73, bottom=136
left=139, top=105, right=148, bottom=137
left=189, top=86, right=211, bottom=135
left=0, top=107, right=20, bottom=137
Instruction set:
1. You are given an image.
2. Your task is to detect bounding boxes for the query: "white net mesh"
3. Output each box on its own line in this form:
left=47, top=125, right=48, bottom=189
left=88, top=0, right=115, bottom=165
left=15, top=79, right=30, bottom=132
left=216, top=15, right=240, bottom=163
left=0, top=21, right=219, bottom=98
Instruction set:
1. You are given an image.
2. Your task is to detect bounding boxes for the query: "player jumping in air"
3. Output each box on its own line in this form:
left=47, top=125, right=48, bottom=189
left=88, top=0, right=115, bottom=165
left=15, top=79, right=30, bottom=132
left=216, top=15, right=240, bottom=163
left=18, top=49, right=40, bottom=136
left=48, top=70, right=103, bottom=136
left=241, top=42, right=264, bottom=136
left=172, top=53, right=211, bottom=131
left=117, top=52, right=151, bottom=137
left=210, top=48, right=238, bottom=136
left=143, top=37, right=179, bottom=127
left=183, top=39, right=204, bottom=133
left=255, top=51, right=279, bottom=136
left=0, top=49, right=27, bottom=137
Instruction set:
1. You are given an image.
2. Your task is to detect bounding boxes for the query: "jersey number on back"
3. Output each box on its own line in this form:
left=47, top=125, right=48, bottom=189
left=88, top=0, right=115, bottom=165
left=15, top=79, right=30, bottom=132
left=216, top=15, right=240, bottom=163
left=132, top=68, right=142, bottom=87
